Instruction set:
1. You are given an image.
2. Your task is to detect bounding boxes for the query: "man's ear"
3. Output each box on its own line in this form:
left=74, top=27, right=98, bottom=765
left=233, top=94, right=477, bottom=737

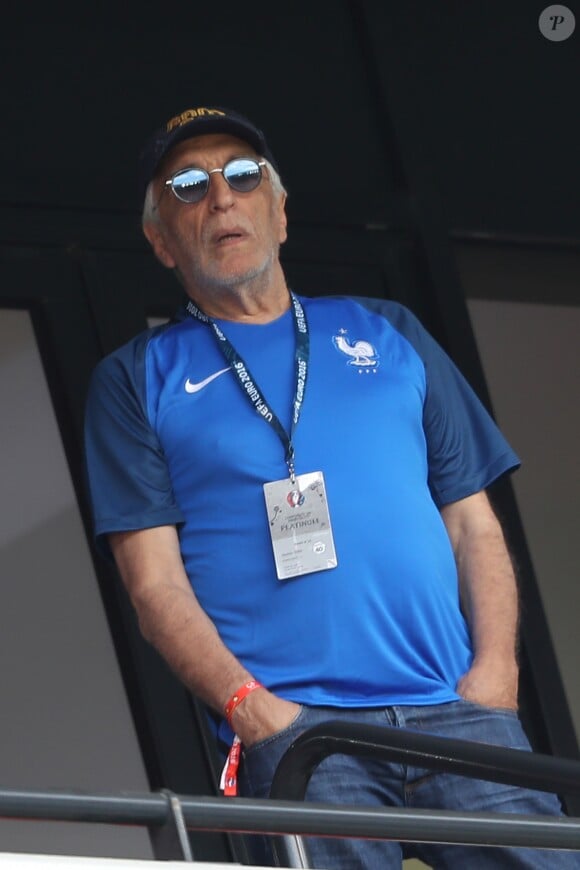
left=277, top=192, right=288, bottom=245
left=143, top=222, right=176, bottom=269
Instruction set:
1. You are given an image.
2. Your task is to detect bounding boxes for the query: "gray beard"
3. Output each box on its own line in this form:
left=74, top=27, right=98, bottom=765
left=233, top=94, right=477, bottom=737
left=178, top=246, right=278, bottom=304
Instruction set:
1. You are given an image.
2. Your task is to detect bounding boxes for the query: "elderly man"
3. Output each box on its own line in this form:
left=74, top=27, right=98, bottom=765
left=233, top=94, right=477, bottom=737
left=84, top=106, right=576, bottom=868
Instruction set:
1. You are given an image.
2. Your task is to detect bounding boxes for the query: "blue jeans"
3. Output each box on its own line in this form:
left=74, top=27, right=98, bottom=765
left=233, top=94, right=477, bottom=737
left=239, top=701, right=580, bottom=868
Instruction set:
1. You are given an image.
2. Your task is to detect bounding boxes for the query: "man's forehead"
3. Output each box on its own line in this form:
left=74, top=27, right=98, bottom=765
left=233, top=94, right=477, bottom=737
left=160, top=133, right=259, bottom=173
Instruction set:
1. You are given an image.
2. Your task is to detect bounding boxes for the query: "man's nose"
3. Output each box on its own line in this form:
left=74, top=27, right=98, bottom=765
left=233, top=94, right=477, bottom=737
left=206, top=169, right=235, bottom=210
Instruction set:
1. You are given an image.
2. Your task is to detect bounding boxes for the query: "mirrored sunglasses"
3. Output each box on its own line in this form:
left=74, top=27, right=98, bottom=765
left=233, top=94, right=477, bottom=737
left=164, top=157, right=267, bottom=204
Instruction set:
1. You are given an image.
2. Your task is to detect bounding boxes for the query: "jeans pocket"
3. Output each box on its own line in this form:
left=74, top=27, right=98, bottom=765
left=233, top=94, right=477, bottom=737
left=458, top=697, right=519, bottom=717
left=244, top=704, right=306, bottom=758
left=241, top=705, right=308, bottom=798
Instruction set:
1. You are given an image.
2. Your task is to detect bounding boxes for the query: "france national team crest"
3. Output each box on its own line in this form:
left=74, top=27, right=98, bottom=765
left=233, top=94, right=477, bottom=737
left=333, top=329, right=380, bottom=373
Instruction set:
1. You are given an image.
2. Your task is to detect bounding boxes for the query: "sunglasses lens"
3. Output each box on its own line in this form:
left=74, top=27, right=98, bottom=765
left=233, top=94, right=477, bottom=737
left=224, top=158, right=263, bottom=193
left=170, top=168, right=209, bottom=203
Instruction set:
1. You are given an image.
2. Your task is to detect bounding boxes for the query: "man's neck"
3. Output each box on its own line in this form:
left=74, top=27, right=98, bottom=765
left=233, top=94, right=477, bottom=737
left=185, top=267, right=291, bottom=324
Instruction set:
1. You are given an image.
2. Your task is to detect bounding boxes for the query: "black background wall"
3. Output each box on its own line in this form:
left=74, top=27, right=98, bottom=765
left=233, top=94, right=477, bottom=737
left=2, top=1, right=578, bottom=238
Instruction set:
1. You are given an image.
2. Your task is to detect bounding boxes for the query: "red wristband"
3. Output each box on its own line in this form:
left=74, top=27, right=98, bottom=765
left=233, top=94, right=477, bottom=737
left=224, top=679, right=263, bottom=725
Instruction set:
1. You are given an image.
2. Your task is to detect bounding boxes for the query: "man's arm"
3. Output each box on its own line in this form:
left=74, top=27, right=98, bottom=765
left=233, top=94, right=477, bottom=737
left=441, top=490, right=519, bottom=710
left=110, top=525, right=300, bottom=745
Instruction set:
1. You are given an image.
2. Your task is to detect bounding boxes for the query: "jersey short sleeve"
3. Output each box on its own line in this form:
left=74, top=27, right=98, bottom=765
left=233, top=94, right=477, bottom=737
left=84, top=327, right=184, bottom=559
left=355, top=297, right=520, bottom=506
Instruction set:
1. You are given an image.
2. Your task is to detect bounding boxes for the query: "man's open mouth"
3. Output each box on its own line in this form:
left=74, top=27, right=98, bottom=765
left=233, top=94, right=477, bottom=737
left=216, top=230, right=245, bottom=243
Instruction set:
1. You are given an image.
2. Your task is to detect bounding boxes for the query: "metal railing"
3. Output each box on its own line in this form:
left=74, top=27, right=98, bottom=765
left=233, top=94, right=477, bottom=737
left=270, top=720, right=580, bottom=867
left=1, top=722, right=580, bottom=865
left=271, top=720, right=580, bottom=800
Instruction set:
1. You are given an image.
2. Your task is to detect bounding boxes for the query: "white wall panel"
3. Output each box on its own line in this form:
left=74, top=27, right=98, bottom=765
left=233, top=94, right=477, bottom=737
left=467, top=299, right=580, bottom=740
left=0, top=309, right=152, bottom=858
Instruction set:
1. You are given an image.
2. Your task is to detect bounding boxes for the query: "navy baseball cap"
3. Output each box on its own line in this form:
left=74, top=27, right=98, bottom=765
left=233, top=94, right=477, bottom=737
left=138, top=106, right=277, bottom=200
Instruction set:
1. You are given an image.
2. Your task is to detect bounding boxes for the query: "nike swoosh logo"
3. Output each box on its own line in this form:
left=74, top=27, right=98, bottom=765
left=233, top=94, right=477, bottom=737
left=184, top=367, right=231, bottom=394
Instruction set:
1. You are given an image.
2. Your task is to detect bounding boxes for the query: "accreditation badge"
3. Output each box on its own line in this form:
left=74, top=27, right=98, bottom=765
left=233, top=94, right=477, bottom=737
left=263, top=471, right=338, bottom=580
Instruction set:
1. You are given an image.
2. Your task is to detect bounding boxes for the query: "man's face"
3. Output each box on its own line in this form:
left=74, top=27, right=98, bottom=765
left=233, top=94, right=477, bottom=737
left=144, top=133, right=287, bottom=298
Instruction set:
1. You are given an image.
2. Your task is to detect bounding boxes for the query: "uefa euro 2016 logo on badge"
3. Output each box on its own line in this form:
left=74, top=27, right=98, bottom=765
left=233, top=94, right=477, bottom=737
left=287, top=489, right=305, bottom=508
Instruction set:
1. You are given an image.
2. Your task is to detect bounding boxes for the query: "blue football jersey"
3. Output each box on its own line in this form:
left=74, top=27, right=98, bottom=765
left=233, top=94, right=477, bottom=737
left=85, top=295, right=519, bottom=710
